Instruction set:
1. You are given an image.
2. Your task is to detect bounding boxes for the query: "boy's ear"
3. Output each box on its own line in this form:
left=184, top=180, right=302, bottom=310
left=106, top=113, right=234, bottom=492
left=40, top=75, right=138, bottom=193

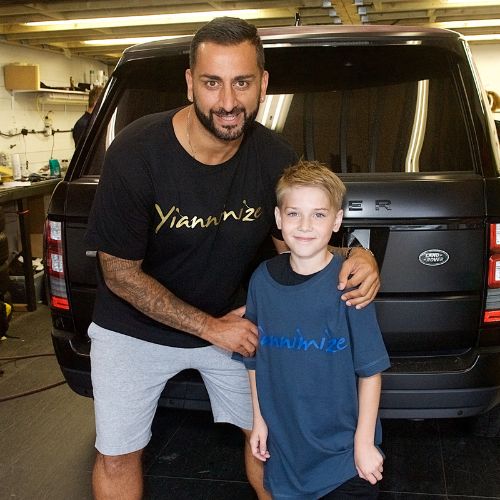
left=333, top=209, right=343, bottom=232
left=274, top=206, right=282, bottom=229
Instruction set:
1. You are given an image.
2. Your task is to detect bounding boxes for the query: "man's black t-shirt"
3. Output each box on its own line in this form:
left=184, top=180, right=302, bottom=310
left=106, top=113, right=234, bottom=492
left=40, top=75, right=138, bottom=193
left=86, top=109, right=297, bottom=347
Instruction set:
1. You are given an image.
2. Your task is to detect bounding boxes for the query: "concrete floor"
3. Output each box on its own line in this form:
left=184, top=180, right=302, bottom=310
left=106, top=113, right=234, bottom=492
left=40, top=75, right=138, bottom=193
left=0, top=305, right=499, bottom=499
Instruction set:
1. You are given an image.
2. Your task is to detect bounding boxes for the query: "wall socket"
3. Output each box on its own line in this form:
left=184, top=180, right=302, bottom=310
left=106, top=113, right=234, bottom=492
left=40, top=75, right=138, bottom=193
left=43, top=115, right=52, bottom=137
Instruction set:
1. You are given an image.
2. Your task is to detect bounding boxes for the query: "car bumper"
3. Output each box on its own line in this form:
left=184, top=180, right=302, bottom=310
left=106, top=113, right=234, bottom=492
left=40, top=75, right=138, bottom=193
left=52, top=327, right=500, bottom=418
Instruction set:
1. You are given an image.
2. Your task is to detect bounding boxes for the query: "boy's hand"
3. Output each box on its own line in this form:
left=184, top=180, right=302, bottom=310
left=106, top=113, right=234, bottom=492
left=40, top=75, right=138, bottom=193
left=250, top=418, right=270, bottom=462
left=354, top=442, right=384, bottom=485
left=338, top=248, right=380, bottom=309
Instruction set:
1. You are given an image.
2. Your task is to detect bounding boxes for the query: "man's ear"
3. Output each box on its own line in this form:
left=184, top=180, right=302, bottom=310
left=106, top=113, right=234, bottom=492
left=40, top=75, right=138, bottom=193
left=185, top=69, right=193, bottom=102
left=274, top=206, right=282, bottom=230
left=260, top=70, right=269, bottom=102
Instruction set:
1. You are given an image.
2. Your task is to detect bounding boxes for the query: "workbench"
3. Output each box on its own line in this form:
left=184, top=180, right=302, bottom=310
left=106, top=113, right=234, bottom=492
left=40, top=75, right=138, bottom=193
left=0, top=179, right=60, bottom=311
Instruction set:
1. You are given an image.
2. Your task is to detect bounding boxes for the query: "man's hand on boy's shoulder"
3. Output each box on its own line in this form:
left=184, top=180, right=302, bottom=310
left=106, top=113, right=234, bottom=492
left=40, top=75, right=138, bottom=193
left=338, top=247, right=380, bottom=309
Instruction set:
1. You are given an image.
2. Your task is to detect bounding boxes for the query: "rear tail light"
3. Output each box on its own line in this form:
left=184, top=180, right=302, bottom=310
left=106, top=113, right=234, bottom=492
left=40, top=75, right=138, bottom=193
left=45, top=220, right=70, bottom=310
left=490, top=223, right=500, bottom=252
left=488, top=254, right=500, bottom=288
left=484, top=310, right=500, bottom=323
left=484, top=223, right=500, bottom=323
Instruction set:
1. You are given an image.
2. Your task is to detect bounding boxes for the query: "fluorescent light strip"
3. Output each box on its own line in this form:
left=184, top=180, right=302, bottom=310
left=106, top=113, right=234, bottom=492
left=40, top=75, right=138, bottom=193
left=437, top=19, right=500, bottom=28
left=465, top=34, right=500, bottom=41
left=24, top=9, right=277, bottom=30
left=84, top=36, right=179, bottom=46
left=446, top=0, right=500, bottom=3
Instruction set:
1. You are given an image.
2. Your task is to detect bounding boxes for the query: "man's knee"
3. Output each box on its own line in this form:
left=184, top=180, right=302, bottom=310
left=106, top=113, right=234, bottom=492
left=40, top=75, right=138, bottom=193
left=95, top=449, right=143, bottom=477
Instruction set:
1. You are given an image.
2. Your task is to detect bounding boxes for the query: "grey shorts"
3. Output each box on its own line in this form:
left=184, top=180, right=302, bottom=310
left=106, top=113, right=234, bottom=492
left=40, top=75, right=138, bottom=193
left=88, top=322, right=253, bottom=456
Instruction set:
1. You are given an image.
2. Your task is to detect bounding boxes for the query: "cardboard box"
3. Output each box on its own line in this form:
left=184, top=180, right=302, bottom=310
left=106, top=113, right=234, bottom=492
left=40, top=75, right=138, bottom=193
left=3, top=63, right=40, bottom=91
left=30, top=233, right=43, bottom=259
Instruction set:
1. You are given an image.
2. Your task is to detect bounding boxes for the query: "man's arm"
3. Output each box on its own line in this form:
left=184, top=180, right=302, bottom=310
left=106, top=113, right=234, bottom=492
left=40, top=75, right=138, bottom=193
left=98, top=251, right=258, bottom=356
left=272, top=237, right=380, bottom=308
left=354, top=373, right=384, bottom=485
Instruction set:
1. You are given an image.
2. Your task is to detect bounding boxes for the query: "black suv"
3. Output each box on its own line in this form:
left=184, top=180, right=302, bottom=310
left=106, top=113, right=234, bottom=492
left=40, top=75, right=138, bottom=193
left=45, top=25, right=500, bottom=435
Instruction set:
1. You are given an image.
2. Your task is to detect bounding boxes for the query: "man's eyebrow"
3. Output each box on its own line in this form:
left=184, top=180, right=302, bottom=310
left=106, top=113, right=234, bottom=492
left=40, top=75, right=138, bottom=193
left=233, top=74, right=257, bottom=80
left=199, top=73, right=256, bottom=80
left=199, top=74, right=222, bottom=80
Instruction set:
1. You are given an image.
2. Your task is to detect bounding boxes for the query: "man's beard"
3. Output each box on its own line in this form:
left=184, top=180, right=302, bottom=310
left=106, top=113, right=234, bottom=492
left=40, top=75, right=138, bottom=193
left=192, top=96, right=260, bottom=142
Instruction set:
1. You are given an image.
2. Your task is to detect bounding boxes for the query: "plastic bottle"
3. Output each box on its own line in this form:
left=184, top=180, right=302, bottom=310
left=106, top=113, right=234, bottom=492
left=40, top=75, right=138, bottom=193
left=49, top=159, right=61, bottom=177
left=12, top=153, right=21, bottom=180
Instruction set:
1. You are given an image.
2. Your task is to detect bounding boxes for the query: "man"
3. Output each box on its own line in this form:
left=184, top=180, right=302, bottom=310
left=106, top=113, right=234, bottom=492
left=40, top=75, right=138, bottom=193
left=86, top=17, right=380, bottom=500
left=72, top=85, right=103, bottom=145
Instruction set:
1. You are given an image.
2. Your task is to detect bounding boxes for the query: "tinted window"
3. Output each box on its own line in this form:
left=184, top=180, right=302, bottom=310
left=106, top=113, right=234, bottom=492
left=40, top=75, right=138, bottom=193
left=83, top=42, right=474, bottom=176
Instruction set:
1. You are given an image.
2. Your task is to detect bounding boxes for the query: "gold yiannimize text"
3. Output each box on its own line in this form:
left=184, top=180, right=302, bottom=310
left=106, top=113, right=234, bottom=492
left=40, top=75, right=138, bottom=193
left=155, top=200, right=263, bottom=233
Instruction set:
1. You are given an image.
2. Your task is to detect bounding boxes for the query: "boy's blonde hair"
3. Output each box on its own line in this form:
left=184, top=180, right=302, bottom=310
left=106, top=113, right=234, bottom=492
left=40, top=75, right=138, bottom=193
left=276, top=160, right=346, bottom=210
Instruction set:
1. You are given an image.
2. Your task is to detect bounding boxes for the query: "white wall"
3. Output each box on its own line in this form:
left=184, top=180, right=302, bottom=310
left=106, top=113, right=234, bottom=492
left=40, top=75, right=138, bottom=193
left=0, top=42, right=108, bottom=173
left=470, top=44, right=500, bottom=121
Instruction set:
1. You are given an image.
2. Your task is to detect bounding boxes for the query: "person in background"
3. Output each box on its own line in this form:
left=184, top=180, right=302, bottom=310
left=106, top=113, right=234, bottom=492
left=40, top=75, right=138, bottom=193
left=242, top=160, right=390, bottom=499
left=72, top=85, right=103, bottom=145
left=85, top=17, right=380, bottom=500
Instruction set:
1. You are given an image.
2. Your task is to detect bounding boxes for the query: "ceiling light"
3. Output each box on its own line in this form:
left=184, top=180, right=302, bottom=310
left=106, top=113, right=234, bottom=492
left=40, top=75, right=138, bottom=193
left=437, top=19, right=500, bottom=28
left=445, top=0, right=499, bottom=3
left=464, top=34, right=500, bottom=41
left=23, top=9, right=288, bottom=30
left=84, top=36, right=180, bottom=46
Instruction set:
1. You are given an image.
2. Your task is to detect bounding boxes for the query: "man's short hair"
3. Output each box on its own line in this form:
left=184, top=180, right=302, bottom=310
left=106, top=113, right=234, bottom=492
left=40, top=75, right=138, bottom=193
left=88, top=85, right=103, bottom=108
left=276, top=160, right=346, bottom=211
left=190, top=17, right=265, bottom=71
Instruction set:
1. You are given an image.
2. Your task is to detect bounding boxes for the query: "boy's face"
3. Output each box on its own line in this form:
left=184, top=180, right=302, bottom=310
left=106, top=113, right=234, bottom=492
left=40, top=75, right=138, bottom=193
left=275, top=185, right=343, bottom=263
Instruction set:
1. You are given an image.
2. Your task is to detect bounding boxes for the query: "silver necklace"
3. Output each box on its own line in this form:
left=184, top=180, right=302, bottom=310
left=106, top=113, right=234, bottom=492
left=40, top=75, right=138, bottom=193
left=186, top=107, right=196, bottom=159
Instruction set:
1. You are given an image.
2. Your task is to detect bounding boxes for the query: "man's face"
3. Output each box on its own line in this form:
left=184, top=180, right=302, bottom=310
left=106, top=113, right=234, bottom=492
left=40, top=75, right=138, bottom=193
left=186, top=41, right=268, bottom=142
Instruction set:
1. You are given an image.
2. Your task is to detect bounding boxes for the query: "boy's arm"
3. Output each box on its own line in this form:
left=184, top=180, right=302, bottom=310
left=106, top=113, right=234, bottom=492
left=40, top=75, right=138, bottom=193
left=248, top=370, right=270, bottom=462
left=354, top=373, right=384, bottom=485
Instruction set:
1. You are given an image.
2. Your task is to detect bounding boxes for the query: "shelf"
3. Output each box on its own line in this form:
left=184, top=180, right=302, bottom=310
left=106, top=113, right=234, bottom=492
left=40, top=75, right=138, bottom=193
left=12, top=89, right=88, bottom=105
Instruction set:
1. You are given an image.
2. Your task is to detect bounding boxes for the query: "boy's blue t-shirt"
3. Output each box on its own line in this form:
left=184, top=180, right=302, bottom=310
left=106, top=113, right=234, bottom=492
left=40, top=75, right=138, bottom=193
left=242, top=255, right=390, bottom=499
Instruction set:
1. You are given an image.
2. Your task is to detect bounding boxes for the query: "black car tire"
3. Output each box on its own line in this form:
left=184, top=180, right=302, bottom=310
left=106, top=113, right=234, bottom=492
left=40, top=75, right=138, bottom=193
left=0, top=260, right=10, bottom=294
left=0, top=206, right=5, bottom=233
left=0, top=232, right=9, bottom=264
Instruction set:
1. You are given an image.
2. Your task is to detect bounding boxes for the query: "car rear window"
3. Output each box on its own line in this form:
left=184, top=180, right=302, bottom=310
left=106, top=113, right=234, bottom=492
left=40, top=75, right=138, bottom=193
left=82, top=42, right=474, bottom=176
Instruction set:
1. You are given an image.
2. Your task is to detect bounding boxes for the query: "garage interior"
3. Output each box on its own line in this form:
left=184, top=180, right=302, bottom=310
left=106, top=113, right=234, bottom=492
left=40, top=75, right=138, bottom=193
left=1, top=1, right=500, bottom=499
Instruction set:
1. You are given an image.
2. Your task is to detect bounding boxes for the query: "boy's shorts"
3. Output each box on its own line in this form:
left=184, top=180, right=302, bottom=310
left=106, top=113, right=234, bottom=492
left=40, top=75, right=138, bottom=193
left=88, top=322, right=253, bottom=456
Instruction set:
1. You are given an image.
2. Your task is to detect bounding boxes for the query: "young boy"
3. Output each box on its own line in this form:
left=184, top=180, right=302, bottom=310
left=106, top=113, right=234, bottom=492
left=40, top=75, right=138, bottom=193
left=240, top=160, right=390, bottom=499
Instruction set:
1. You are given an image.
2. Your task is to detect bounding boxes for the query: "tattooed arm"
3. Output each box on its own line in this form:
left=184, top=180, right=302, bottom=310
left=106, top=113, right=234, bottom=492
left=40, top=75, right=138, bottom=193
left=98, top=251, right=258, bottom=356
